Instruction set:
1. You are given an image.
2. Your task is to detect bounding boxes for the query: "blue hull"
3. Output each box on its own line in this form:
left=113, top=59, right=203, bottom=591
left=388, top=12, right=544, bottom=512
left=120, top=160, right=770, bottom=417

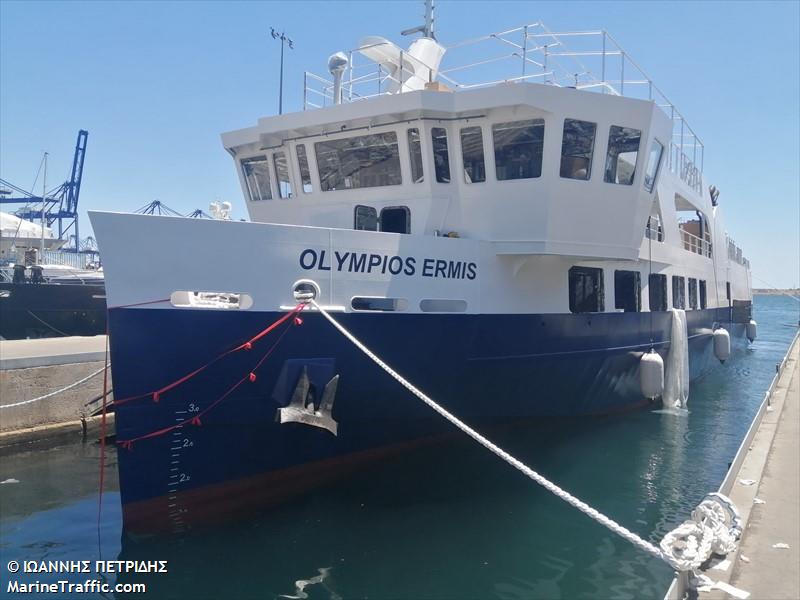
left=109, top=306, right=747, bottom=534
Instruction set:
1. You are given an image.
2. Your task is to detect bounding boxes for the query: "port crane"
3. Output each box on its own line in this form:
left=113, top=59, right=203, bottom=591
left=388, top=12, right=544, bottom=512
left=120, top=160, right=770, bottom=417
left=0, top=130, right=88, bottom=251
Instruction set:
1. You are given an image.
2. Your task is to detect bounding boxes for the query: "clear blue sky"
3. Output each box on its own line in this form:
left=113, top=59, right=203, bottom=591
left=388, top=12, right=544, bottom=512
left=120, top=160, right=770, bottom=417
left=1, top=1, right=798, bottom=288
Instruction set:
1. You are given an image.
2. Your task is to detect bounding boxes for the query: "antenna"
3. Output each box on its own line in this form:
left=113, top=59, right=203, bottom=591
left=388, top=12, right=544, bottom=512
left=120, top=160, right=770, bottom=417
left=401, top=0, right=435, bottom=40
left=270, top=27, right=294, bottom=115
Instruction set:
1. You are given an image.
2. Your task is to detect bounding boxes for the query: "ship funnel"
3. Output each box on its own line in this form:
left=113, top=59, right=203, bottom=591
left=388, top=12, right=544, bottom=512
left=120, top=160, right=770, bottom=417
left=328, top=52, right=349, bottom=105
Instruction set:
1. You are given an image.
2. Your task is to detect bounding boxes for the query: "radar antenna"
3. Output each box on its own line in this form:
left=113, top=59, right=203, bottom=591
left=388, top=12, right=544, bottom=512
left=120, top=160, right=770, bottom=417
left=401, top=0, right=435, bottom=40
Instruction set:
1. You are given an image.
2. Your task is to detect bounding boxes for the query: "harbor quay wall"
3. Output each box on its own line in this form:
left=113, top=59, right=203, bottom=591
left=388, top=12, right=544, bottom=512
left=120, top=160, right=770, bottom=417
left=0, top=361, right=109, bottom=432
left=0, top=336, right=114, bottom=448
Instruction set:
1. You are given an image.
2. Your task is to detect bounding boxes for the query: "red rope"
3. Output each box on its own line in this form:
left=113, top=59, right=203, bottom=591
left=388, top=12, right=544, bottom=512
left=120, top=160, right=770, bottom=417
left=113, top=305, right=304, bottom=407
left=116, top=306, right=304, bottom=449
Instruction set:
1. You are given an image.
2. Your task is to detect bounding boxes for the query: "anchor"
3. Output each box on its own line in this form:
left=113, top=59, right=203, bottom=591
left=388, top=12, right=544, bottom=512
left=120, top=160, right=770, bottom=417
left=277, top=366, right=339, bottom=435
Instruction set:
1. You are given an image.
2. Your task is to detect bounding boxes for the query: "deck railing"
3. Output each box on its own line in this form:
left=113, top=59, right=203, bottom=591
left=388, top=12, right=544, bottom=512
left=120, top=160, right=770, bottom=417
left=727, top=237, right=750, bottom=268
left=303, top=22, right=704, bottom=193
left=680, top=228, right=712, bottom=258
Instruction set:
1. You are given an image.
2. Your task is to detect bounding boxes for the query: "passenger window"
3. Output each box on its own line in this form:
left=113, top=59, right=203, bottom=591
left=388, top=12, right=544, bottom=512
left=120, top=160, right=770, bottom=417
left=460, top=126, right=486, bottom=183
left=568, top=266, right=604, bottom=313
left=614, top=270, right=641, bottom=312
left=649, top=274, right=668, bottom=311
left=493, top=119, right=545, bottom=180
left=431, top=127, right=451, bottom=183
left=407, top=128, right=424, bottom=183
left=315, top=132, right=402, bottom=191
left=380, top=206, right=410, bottom=234
left=688, top=278, right=698, bottom=309
left=273, top=151, right=293, bottom=199
left=241, top=156, right=272, bottom=201
left=296, top=144, right=313, bottom=193
left=672, top=275, right=686, bottom=309
left=604, top=125, right=641, bottom=185
left=644, top=139, right=664, bottom=192
left=699, top=280, right=707, bottom=309
left=560, top=119, right=596, bottom=181
left=354, top=205, right=378, bottom=231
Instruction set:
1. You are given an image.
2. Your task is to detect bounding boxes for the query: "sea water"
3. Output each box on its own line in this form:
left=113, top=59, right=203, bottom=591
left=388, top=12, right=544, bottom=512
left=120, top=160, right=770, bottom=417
left=1, top=295, right=797, bottom=599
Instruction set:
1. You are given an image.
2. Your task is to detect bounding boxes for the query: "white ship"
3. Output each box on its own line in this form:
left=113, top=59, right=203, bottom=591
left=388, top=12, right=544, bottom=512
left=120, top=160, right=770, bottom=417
left=90, top=9, right=753, bottom=534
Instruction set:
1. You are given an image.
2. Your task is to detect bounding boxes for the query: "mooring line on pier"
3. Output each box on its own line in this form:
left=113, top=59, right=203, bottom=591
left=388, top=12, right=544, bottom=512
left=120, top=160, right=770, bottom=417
left=308, top=298, right=740, bottom=573
left=0, top=364, right=108, bottom=409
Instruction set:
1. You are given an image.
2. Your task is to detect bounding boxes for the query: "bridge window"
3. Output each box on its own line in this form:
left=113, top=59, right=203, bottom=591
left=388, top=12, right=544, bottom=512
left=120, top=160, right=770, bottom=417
left=460, top=126, right=486, bottom=183
left=493, top=119, right=545, bottom=180
left=568, top=266, right=604, bottom=313
left=315, top=132, right=402, bottom=191
left=614, top=270, right=641, bottom=312
left=273, top=151, right=293, bottom=199
left=354, top=205, right=378, bottom=231
left=649, top=274, right=668, bottom=311
left=644, top=139, right=664, bottom=192
left=431, top=127, right=451, bottom=183
left=241, top=156, right=272, bottom=201
left=688, top=278, right=698, bottom=309
left=699, top=280, right=707, bottom=309
left=672, top=275, right=686, bottom=309
left=380, top=206, right=410, bottom=234
left=296, top=144, right=313, bottom=193
left=604, top=126, right=641, bottom=185
left=560, top=119, right=596, bottom=181
left=407, top=128, right=424, bottom=183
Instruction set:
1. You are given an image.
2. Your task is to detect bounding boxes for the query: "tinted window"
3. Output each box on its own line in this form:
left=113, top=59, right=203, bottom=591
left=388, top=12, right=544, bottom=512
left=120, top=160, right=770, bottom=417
left=407, top=128, right=424, bottom=183
left=699, top=280, right=707, bottom=309
left=649, top=274, right=668, bottom=311
left=354, top=205, right=378, bottom=231
left=493, top=119, right=545, bottom=180
left=644, top=139, right=664, bottom=192
left=614, top=270, right=641, bottom=312
left=560, top=119, right=596, bottom=181
left=460, top=126, right=486, bottom=183
left=604, top=126, right=641, bottom=185
left=273, top=151, right=293, bottom=199
left=569, top=266, right=604, bottom=313
left=672, top=275, right=686, bottom=309
left=380, top=206, right=410, bottom=234
left=688, top=278, right=698, bottom=309
left=315, top=132, right=401, bottom=191
left=296, top=144, right=313, bottom=193
left=241, top=156, right=272, bottom=201
left=352, top=297, right=408, bottom=312
left=431, top=127, right=451, bottom=183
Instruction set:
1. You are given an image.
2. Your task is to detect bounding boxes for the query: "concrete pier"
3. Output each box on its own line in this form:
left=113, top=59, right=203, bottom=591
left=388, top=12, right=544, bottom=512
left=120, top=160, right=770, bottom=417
left=716, top=334, right=799, bottom=599
left=667, top=331, right=800, bottom=600
left=0, top=335, right=113, bottom=448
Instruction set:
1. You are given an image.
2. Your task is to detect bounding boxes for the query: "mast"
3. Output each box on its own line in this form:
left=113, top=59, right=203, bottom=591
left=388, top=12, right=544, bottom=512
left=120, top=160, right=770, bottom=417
left=401, top=0, right=435, bottom=40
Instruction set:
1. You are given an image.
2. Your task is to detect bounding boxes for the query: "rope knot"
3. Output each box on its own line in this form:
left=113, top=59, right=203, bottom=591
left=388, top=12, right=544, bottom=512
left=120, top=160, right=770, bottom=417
left=190, top=416, right=202, bottom=427
left=120, top=440, right=134, bottom=451
left=152, top=391, right=160, bottom=403
left=249, top=372, right=257, bottom=383
left=294, top=316, right=303, bottom=326
left=243, top=342, right=253, bottom=351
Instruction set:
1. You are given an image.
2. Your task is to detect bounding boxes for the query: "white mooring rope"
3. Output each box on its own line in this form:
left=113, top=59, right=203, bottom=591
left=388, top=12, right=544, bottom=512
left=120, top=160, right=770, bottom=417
left=309, top=299, right=739, bottom=573
left=0, top=365, right=108, bottom=409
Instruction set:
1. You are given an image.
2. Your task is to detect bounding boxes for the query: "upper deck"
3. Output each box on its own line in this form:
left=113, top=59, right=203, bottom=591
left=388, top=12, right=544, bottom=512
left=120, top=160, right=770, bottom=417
left=301, top=23, right=704, bottom=194
left=221, top=22, right=721, bottom=263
